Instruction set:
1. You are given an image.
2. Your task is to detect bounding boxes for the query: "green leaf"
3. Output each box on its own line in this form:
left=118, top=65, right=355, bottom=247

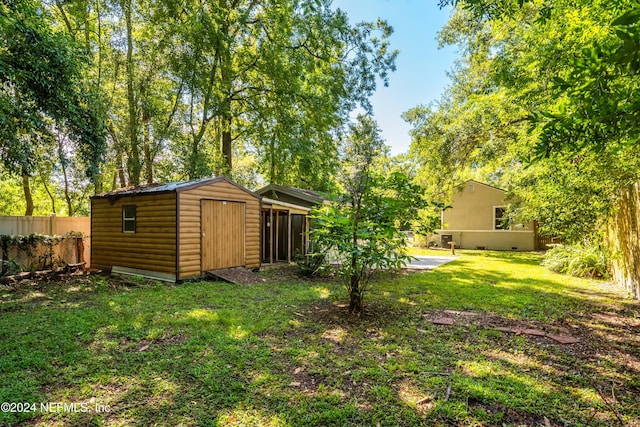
left=612, top=8, right=640, bottom=26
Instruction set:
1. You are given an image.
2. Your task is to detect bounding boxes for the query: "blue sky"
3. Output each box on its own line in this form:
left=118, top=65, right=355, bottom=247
left=331, top=0, right=457, bottom=155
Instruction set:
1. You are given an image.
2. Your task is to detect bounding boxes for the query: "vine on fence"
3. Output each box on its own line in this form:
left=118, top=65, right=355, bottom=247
left=0, top=232, right=85, bottom=276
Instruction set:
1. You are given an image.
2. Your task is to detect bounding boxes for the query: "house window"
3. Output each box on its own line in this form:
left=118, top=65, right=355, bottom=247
left=494, top=206, right=509, bottom=230
left=123, top=205, right=136, bottom=233
left=468, top=184, right=475, bottom=192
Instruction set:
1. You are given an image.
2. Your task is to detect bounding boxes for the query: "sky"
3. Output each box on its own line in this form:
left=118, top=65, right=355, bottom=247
left=331, top=0, right=458, bottom=155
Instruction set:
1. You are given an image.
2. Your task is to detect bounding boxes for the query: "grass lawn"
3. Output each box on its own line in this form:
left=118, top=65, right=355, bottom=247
left=1, top=251, right=639, bottom=426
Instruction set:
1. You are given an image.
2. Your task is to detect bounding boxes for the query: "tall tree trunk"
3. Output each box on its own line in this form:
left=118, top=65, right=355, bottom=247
left=41, top=176, right=56, bottom=215
left=62, top=163, right=73, bottom=216
left=142, top=109, right=153, bottom=184
left=269, top=136, right=276, bottom=183
left=349, top=272, right=363, bottom=315
left=349, top=195, right=363, bottom=314
left=83, top=0, right=91, bottom=55
left=57, top=138, right=74, bottom=215
left=188, top=122, right=209, bottom=179
left=109, top=126, right=128, bottom=188
left=22, top=174, right=34, bottom=216
left=219, top=11, right=233, bottom=176
left=96, top=0, right=102, bottom=89
left=221, top=122, right=232, bottom=175
left=124, top=0, right=141, bottom=185
left=117, top=153, right=127, bottom=188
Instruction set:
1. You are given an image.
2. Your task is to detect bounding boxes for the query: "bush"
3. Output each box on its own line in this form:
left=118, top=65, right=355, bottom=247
left=542, top=243, right=609, bottom=279
left=296, top=252, right=328, bottom=278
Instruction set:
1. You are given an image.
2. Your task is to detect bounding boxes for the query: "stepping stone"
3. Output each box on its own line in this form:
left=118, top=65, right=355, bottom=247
left=431, top=317, right=455, bottom=325
left=522, top=328, right=546, bottom=337
left=495, top=326, right=515, bottom=333
left=546, top=334, right=579, bottom=344
left=444, top=310, right=478, bottom=317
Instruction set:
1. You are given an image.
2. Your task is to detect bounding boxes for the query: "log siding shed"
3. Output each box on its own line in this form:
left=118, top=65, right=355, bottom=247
left=91, top=177, right=261, bottom=282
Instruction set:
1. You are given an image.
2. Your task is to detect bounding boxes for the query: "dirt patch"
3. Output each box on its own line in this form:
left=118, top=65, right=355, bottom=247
left=466, top=397, right=555, bottom=426
left=258, top=264, right=341, bottom=284
left=425, top=310, right=582, bottom=344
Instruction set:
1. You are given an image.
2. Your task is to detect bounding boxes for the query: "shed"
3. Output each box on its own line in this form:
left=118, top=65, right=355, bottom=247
left=90, top=177, right=261, bottom=282
left=255, top=184, right=326, bottom=264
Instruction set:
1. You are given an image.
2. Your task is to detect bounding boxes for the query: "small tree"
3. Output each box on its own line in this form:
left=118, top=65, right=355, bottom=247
left=310, top=115, right=427, bottom=315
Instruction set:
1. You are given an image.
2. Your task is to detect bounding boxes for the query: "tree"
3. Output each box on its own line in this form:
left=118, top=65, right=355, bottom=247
left=407, top=0, right=640, bottom=241
left=48, top=0, right=396, bottom=188
left=164, top=0, right=397, bottom=180
left=310, top=115, right=427, bottom=315
left=0, top=0, right=106, bottom=213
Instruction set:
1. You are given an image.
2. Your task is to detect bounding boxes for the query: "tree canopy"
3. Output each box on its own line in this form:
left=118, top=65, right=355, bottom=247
left=0, top=0, right=106, bottom=213
left=407, top=0, right=640, bottom=242
left=0, top=0, right=398, bottom=214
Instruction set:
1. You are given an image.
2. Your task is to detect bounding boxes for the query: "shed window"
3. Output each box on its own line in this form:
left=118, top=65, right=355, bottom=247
left=123, top=205, right=136, bottom=233
left=494, top=206, right=509, bottom=230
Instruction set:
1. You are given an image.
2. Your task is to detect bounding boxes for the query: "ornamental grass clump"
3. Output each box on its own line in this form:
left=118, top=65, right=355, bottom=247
left=542, top=243, right=608, bottom=279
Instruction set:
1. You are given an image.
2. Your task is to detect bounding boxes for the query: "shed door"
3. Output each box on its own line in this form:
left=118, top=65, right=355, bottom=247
left=201, top=200, right=245, bottom=270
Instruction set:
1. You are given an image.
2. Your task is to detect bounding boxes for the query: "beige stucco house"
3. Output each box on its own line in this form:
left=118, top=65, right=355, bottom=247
left=436, top=180, right=537, bottom=251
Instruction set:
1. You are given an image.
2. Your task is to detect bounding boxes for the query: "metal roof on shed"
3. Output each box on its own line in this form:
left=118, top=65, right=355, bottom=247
left=255, top=183, right=326, bottom=205
left=92, top=176, right=260, bottom=199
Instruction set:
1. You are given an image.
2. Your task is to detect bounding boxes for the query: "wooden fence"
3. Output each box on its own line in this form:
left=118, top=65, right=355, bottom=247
left=0, top=215, right=90, bottom=236
left=606, top=183, right=640, bottom=300
left=0, top=216, right=91, bottom=270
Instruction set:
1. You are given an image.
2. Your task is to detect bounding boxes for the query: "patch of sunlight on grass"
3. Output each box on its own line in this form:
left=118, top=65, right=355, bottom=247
left=396, top=379, right=432, bottom=408
left=298, top=350, right=319, bottom=363
left=145, top=376, right=179, bottom=408
left=481, top=350, right=561, bottom=377
left=146, top=328, right=164, bottom=340
left=216, top=408, right=288, bottom=427
left=397, top=297, right=418, bottom=306
left=229, top=325, right=248, bottom=339
left=108, top=300, right=123, bottom=313
left=17, top=291, right=47, bottom=303
left=314, top=287, right=331, bottom=299
left=458, top=359, right=549, bottom=388
left=322, top=327, right=347, bottom=343
left=569, top=387, right=600, bottom=405
left=459, top=360, right=496, bottom=377
left=288, top=319, right=302, bottom=327
left=249, top=371, right=274, bottom=385
left=186, top=308, right=220, bottom=322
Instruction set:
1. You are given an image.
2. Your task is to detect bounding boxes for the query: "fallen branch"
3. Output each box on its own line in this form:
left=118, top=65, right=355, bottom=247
left=444, top=385, right=452, bottom=401
left=595, top=384, right=626, bottom=427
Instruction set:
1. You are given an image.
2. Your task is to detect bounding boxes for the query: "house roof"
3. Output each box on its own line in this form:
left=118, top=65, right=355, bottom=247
left=255, top=184, right=326, bottom=205
left=92, top=176, right=260, bottom=199
left=459, top=179, right=507, bottom=193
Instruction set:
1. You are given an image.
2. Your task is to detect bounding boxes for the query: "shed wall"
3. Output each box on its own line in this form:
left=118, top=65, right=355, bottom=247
left=91, top=193, right=177, bottom=274
left=178, top=180, right=260, bottom=279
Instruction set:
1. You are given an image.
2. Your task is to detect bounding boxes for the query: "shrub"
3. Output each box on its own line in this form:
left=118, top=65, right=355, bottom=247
left=296, top=252, right=330, bottom=278
left=542, top=243, right=609, bottom=279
